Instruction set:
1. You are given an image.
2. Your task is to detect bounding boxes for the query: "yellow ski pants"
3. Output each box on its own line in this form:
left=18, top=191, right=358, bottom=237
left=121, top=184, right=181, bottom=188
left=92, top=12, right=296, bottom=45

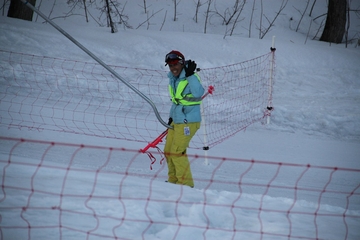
left=164, top=122, right=200, bottom=188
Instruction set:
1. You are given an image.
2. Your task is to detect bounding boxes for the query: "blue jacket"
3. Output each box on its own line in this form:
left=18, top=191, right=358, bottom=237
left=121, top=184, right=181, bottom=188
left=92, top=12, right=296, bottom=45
left=167, top=67, right=205, bottom=124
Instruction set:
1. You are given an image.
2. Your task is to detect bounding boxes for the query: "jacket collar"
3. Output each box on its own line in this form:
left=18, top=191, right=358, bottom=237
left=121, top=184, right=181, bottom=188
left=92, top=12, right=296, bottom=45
left=168, top=68, right=186, bottom=82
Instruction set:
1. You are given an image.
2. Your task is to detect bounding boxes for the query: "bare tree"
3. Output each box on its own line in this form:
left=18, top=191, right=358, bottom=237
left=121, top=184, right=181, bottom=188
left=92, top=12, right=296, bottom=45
left=259, top=0, right=263, bottom=39
left=194, top=0, right=205, bottom=23
left=67, top=0, right=89, bottom=22
left=345, top=0, right=350, bottom=47
left=160, top=10, right=167, bottom=31
left=258, top=0, right=289, bottom=39
left=1, top=0, right=10, bottom=16
left=65, top=0, right=131, bottom=31
left=7, top=0, right=37, bottom=21
left=304, top=0, right=318, bottom=43
left=83, top=0, right=89, bottom=22
left=136, top=8, right=163, bottom=29
left=33, top=0, right=43, bottom=21
left=105, top=0, right=116, bottom=33
left=143, top=0, right=147, bottom=14
left=173, top=0, right=181, bottom=21
left=294, top=0, right=310, bottom=32
left=228, top=1, right=246, bottom=36
left=66, top=0, right=106, bottom=26
left=95, top=0, right=132, bottom=32
left=312, top=17, right=326, bottom=40
left=248, top=0, right=256, bottom=37
left=320, top=0, right=347, bottom=43
left=305, top=15, right=312, bottom=44
left=110, top=1, right=131, bottom=29
left=221, top=0, right=246, bottom=38
left=204, top=0, right=212, bottom=33
left=344, top=0, right=360, bottom=47
left=214, top=0, right=245, bottom=26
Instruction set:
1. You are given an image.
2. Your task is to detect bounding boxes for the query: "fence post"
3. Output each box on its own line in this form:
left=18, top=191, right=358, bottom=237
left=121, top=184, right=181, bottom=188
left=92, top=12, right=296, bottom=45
left=200, top=103, right=210, bottom=165
left=267, top=36, right=276, bottom=125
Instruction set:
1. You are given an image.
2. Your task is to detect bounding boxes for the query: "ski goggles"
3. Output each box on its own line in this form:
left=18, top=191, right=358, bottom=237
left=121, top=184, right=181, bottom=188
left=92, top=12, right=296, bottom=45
left=165, top=53, right=184, bottom=63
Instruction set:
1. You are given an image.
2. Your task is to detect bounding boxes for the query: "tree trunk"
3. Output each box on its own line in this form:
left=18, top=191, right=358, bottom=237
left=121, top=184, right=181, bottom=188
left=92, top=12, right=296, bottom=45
left=7, top=0, right=37, bottom=21
left=105, top=0, right=116, bottom=33
left=320, top=0, right=347, bottom=43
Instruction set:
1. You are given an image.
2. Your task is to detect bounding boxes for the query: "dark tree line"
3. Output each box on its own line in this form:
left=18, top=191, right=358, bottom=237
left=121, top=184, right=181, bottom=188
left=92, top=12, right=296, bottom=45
left=6, top=0, right=352, bottom=44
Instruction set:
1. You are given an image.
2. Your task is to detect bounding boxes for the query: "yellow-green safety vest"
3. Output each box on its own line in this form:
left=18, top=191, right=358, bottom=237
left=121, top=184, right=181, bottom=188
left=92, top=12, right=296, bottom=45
left=168, top=73, right=202, bottom=106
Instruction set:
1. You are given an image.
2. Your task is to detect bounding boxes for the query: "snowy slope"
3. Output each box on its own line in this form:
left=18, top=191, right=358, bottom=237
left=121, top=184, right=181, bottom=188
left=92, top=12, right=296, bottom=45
left=0, top=0, right=360, bottom=239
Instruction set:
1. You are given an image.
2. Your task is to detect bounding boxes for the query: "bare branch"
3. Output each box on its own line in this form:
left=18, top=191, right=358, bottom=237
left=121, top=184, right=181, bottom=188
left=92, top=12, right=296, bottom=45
left=173, top=0, right=182, bottom=21
left=204, top=0, right=212, bottom=33
left=259, top=0, right=263, bottom=38
left=160, top=10, right=167, bottom=31
left=295, top=0, right=310, bottom=32
left=249, top=0, right=256, bottom=38
left=313, top=13, right=327, bottom=21
left=212, top=0, right=245, bottom=26
left=193, top=0, right=205, bottom=23
left=228, top=0, right=246, bottom=37
left=312, top=17, right=325, bottom=40
left=136, top=8, right=163, bottom=29
left=260, top=0, right=289, bottom=39
left=309, top=0, right=317, bottom=17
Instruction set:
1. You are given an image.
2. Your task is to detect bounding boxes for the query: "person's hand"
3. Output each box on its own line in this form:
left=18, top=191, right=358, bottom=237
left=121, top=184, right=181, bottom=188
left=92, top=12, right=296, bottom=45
left=185, top=60, right=197, bottom=77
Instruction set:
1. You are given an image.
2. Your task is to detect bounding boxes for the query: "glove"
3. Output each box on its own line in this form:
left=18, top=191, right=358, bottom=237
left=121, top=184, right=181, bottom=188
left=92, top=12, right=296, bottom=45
left=184, top=60, right=197, bottom=77
left=168, top=117, right=173, bottom=125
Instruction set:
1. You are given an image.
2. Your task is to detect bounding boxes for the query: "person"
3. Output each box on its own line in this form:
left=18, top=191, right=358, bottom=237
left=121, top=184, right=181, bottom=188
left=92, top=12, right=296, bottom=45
left=163, top=50, right=205, bottom=188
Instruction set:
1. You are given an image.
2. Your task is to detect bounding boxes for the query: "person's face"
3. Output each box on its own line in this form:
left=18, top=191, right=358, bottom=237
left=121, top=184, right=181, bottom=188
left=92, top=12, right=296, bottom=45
left=168, top=62, right=183, bottom=77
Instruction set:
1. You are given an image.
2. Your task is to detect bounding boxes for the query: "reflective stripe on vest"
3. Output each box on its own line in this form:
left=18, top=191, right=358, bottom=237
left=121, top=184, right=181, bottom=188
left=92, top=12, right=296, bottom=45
left=168, top=73, right=201, bottom=106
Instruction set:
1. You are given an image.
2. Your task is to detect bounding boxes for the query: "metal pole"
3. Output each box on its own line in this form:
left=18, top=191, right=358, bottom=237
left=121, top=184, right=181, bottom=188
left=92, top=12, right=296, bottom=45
left=267, top=36, right=276, bottom=125
left=20, top=0, right=171, bottom=129
left=200, top=102, right=209, bottom=165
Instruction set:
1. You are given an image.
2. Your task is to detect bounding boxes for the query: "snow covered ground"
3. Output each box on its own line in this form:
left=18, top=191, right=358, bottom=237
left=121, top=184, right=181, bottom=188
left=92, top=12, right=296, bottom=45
left=0, top=0, right=360, bottom=239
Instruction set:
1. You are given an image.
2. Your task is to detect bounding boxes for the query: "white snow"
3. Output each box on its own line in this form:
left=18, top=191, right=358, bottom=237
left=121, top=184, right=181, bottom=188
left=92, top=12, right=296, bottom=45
left=0, top=1, right=359, bottom=239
